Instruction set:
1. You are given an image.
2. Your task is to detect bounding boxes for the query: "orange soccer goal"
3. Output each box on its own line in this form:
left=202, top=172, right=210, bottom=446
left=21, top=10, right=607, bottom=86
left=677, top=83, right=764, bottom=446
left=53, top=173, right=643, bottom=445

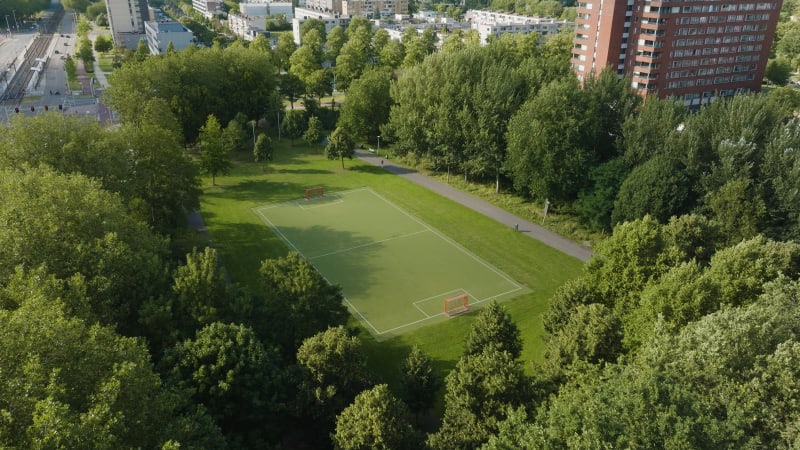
left=305, top=186, right=324, bottom=200
left=444, top=293, right=469, bottom=317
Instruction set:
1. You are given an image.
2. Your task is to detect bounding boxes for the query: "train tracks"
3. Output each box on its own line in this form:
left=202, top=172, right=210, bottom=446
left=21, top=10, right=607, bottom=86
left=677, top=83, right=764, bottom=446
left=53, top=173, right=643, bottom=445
left=1, top=9, right=65, bottom=103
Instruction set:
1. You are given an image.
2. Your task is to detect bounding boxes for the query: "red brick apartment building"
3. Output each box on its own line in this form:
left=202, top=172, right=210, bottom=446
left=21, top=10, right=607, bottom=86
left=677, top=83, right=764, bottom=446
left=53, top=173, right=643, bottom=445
left=571, top=0, right=781, bottom=107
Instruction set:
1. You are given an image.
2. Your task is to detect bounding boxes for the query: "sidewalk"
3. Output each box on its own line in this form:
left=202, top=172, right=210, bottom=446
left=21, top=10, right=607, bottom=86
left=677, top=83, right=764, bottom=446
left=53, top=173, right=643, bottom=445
left=354, top=150, right=594, bottom=263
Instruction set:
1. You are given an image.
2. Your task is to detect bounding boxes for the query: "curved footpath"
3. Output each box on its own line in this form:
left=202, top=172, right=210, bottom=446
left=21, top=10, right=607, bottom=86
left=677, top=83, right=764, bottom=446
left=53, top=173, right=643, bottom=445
left=354, top=149, right=594, bottom=263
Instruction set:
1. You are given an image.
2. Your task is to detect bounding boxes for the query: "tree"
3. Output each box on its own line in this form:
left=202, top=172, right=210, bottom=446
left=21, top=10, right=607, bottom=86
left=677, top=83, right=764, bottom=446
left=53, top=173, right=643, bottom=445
left=198, top=115, right=232, bottom=185
left=464, top=301, right=523, bottom=359
left=162, top=322, right=287, bottom=447
left=133, top=39, right=150, bottom=62
left=544, top=303, right=623, bottom=372
left=279, top=72, right=305, bottom=110
left=427, top=348, right=530, bottom=450
left=274, top=33, right=297, bottom=72
left=0, top=283, right=224, bottom=448
left=399, top=345, right=441, bottom=421
left=337, top=67, right=392, bottom=140
left=167, top=247, right=235, bottom=343
left=0, top=167, right=168, bottom=334
left=326, top=25, right=347, bottom=65
left=505, top=78, right=594, bottom=201
left=611, top=154, right=691, bottom=225
left=296, top=326, right=372, bottom=433
left=94, top=34, right=113, bottom=53
left=765, top=57, right=793, bottom=85
left=258, top=252, right=348, bottom=357
left=304, top=115, right=323, bottom=145
left=223, top=115, right=249, bottom=153
left=253, top=133, right=273, bottom=167
left=77, top=37, right=95, bottom=67
left=281, top=109, right=307, bottom=145
left=326, top=126, right=355, bottom=169
left=333, top=385, right=416, bottom=450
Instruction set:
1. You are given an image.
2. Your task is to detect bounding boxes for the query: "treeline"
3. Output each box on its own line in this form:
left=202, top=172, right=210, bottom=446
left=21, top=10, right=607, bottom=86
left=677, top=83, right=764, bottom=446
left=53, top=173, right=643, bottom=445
left=382, top=42, right=800, bottom=241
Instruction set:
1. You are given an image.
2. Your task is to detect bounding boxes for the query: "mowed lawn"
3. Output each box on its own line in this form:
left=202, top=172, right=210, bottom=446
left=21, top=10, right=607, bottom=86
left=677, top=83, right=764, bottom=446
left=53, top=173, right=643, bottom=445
left=254, top=187, right=530, bottom=338
left=199, top=142, right=584, bottom=385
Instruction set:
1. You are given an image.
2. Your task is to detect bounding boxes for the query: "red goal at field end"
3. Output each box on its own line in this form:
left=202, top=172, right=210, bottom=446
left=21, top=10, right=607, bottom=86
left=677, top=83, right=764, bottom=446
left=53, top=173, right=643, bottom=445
left=444, top=293, right=469, bottom=317
left=305, top=186, right=324, bottom=200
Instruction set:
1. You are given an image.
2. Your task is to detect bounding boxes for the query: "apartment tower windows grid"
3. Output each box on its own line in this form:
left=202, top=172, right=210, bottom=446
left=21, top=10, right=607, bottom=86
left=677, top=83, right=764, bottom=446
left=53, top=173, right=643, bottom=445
left=571, top=0, right=781, bottom=106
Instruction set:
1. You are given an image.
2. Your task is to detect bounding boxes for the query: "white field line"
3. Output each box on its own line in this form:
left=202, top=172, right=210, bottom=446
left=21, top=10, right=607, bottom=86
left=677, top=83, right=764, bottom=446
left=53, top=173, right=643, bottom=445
left=308, top=229, right=429, bottom=260
left=365, top=188, right=522, bottom=290
left=252, top=207, right=306, bottom=257
left=253, top=186, right=525, bottom=336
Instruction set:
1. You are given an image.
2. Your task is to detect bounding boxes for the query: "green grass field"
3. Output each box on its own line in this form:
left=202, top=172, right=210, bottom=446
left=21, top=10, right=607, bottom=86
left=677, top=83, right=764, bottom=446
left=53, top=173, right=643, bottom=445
left=200, top=142, right=584, bottom=388
left=254, top=187, right=530, bottom=338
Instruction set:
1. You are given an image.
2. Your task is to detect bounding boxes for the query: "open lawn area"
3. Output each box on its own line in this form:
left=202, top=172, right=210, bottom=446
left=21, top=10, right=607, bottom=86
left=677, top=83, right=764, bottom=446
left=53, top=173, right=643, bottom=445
left=200, top=141, right=584, bottom=386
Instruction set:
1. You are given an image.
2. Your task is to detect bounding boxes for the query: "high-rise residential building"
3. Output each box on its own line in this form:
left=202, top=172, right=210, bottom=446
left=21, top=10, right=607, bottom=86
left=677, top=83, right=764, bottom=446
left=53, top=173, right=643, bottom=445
left=571, top=0, right=781, bottom=107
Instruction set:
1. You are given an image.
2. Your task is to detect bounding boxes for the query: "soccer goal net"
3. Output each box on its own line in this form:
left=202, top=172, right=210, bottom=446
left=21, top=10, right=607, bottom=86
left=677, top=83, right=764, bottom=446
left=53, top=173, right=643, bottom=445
left=444, top=293, right=469, bottom=316
left=305, top=186, right=324, bottom=200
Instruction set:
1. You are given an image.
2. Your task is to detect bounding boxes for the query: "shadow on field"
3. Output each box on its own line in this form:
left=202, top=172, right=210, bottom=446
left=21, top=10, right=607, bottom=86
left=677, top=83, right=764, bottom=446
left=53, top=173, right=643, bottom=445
left=277, top=168, right=334, bottom=175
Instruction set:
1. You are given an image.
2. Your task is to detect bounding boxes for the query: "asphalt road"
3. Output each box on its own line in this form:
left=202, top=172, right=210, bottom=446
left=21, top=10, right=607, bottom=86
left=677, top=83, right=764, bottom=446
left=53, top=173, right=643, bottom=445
left=354, top=149, right=594, bottom=263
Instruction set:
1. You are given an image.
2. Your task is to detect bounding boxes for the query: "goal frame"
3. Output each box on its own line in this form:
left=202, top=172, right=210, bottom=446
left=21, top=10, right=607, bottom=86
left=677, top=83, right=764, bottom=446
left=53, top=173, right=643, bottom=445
left=444, top=293, right=469, bottom=316
left=305, top=186, right=324, bottom=200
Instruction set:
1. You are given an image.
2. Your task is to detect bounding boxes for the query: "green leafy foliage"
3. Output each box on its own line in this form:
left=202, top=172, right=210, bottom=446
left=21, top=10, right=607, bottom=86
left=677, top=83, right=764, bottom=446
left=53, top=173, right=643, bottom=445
left=326, top=126, right=356, bottom=168
left=296, top=326, right=373, bottom=435
left=428, top=348, right=530, bottom=450
left=162, top=322, right=287, bottom=448
left=333, top=384, right=417, bottom=450
left=198, top=115, right=232, bottom=185
left=464, top=301, right=523, bottom=359
left=399, top=346, right=441, bottom=418
left=257, top=252, right=348, bottom=358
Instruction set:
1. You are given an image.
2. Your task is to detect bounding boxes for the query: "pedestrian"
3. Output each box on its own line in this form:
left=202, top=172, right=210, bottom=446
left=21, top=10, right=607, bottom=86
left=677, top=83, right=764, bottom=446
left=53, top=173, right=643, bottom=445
left=380, top=159, right=384, bottom=167
left=515, top=224, right=519, bottom=232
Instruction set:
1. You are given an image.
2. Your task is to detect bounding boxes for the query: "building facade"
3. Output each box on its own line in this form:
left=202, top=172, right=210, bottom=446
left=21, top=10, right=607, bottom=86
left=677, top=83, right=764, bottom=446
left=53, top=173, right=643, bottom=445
left=144, top=20, right=195, bottom=54
left=106, top=0, right=150, bottom=48
left=466, top=10, right=570, bottom=44
left=571, top=0, right=781, bottom=106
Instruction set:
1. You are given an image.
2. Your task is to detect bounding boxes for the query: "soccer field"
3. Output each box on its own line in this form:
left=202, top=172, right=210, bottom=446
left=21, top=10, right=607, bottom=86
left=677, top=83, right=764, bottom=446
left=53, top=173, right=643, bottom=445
left=253, top=187, right=530, bottom=339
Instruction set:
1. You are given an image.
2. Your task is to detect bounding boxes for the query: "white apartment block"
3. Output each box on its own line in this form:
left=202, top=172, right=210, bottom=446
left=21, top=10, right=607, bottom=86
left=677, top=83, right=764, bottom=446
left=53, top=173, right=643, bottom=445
left=342, top=0, right=408, bottom=18
left=192, top=0, right=224, bottom=19
left=145, top=20, right=195, bottom=54
left=292, top=7, right=350, bottom=44
left=465, top=10, right=571, bottom=44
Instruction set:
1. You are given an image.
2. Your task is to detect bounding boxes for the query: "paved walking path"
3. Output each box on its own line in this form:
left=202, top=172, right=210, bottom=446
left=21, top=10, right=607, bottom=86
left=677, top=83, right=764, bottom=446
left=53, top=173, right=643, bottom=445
left=355, top=150, right=594, bottom=263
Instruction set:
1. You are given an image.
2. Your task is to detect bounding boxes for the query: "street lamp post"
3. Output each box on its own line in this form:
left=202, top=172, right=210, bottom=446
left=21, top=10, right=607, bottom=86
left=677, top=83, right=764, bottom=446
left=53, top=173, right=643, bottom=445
left=251, top=120, right=256, bottom=146
left=377, top=135, right=381, bottom=155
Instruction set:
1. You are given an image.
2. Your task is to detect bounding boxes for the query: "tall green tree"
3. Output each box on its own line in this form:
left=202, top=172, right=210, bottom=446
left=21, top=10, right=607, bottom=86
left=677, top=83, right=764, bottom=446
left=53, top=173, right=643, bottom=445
left=162, top=322, right=287, bottom=447
left=506, top=77, right=594, bottom=202
left=281, top=109, right=307, bottom=145
left=326, top=126, right=356, bottom=169
left=258, top=252, right=348, bottom=357
left=400, top=345, right=441, bottom=422
left=338, top=67, right=392, bottom=140
left=198, top=115, right=232, bottom=185
left=304, top=115, right=323, bottom=145
left=296, top=326, right=373, bottom=436
left=333, top=385, right=416, bottom=450
left=427, top=348, right=530, bottom=450
left=464, top=301, right=523, bottom=359
left=253, top=133, right=273, bottom=168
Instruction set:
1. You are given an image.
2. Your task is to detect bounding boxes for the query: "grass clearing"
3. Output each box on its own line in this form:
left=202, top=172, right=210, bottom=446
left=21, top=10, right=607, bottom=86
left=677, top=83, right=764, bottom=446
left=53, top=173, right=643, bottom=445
left=200, top=141, right=583, bottom=388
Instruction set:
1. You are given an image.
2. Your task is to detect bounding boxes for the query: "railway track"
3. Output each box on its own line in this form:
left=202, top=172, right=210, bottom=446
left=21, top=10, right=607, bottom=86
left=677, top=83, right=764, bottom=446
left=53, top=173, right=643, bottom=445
left=1, top=9, right=65, bottom=103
